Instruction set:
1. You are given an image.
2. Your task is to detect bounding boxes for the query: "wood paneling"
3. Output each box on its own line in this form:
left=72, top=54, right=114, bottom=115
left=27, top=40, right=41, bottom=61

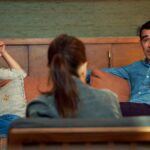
left=86, top=44, right=111, bottom=69
left=0, top=37, right=144, bottom=76
left=28, top=45, right=49, bottom=76
left=111, top=43, right=144, bottom=67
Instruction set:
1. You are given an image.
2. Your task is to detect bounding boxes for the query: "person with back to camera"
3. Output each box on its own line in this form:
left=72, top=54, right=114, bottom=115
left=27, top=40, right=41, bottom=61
left=26, top=34, right=122, bottom=118
left=0, top=41, right=27, bottom=137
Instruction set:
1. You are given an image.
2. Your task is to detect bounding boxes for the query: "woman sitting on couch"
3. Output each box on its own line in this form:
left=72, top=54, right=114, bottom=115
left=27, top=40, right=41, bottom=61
left=26, top=34, right=122, bottom=118
left=0, top=41, right=27, bottom=137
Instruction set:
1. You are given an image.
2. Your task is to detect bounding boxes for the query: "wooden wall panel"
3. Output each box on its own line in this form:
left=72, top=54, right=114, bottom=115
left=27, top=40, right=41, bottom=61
left=0, top=37, right=143, bottom=76
left=111, top=43, right=144, bottom=67
left=28, top=43, right=112, bottom=76
left=0, top=45, right=28, bottom=73
left=85, top=44, right=111, bottom=69
left=29, top=45, right=49, bottom=76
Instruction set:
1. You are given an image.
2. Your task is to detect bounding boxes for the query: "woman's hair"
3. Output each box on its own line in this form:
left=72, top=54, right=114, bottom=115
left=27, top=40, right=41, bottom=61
left=47, top=34, right=86, bottom=117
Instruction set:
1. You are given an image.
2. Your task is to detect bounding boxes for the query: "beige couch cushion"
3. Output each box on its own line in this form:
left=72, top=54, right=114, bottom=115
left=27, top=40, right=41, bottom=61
left=90, top=69, right=130, bottom=102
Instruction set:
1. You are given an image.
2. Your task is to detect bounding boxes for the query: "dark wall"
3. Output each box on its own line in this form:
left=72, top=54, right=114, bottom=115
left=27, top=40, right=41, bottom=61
left=0, top=0, right=149, bottom=38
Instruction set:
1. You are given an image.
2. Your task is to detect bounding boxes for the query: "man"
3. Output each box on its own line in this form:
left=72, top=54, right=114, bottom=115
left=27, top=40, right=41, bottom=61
left=102, top=20, right=150, bottom=105
left=87, top=20, right=150, bottom=116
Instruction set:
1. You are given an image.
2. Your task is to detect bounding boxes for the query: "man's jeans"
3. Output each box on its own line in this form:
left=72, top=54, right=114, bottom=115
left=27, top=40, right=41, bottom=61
left=0, top=114, right=20, bottom=138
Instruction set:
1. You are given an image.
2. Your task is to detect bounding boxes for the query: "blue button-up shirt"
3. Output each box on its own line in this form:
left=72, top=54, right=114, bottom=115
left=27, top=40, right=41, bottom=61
left=87, top=59, right=150, bottom=105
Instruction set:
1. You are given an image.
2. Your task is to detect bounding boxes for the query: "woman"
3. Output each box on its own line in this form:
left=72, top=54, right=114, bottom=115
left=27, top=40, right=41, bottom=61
left=26, top=34, right=122, bottom=118
left=0, top=41, right=27, bottom=137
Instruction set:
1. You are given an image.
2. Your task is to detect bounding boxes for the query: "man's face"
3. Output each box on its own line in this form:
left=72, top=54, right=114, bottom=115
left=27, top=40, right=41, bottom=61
left=141, top=29, right=150, bottom=62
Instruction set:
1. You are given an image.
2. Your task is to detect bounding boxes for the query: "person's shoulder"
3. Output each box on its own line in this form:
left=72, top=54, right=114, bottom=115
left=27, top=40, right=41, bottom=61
left=27, top=94, right=50, bottom=110
left=122, top=60, right=143, bottom=69
left=131, top=60, right=143, bottom=65
left=81, top=81, right=117, bottom=99
left=33, top=94, right=54, bottom=104
left=11, top=68, right=27, bottom=78
left=74, top=76, right=118, bottom=102
left=93, top=88, right=118, bottom=100
left=0, top=68, right=10, bottom=72
left=129, top=60, right=143, bottom=66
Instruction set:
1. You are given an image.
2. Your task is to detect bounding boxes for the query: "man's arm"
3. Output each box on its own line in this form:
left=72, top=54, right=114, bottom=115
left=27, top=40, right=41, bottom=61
left=86, top=67, right=130, bottom=84
left=0, top=41, right=22, bottom=70
left=102, top=67, right=129, bottom=79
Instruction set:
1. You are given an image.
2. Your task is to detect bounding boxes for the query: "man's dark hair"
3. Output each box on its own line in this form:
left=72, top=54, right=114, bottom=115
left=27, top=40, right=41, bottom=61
left=138, top=20, right=150, bottom=39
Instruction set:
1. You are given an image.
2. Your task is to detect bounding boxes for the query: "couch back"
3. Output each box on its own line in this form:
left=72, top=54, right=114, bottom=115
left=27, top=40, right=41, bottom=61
left=8, top=117, right=150, bottom=150
left=24, top=73, right=130, bottom=102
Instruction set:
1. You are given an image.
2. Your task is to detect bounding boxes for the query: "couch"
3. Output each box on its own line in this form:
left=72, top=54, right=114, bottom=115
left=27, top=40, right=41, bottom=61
left=7, top=117, right=150, bottom=150
left=1, top=64, right=149, bottom=150
left=24, top=68, right=150, bottom=117
left=0, top=37, right=149, bottom=149
left=24, top=68, right=130, bottom=102
left=19, top=36, right=150, bottom=117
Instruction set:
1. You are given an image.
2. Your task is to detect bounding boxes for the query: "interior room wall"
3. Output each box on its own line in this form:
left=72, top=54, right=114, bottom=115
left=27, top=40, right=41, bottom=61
left=0, top=0, right=149, bottom=38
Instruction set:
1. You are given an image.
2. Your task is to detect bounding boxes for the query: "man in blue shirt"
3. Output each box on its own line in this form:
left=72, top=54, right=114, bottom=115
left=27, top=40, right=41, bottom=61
left=87, top=21, right=150, bottom=115
left=102, top=20, right=150, bottom=105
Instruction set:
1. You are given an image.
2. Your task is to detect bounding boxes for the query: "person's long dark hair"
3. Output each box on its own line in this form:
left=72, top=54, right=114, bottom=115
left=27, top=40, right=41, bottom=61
left=47, top=34, right=86, bottom=117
